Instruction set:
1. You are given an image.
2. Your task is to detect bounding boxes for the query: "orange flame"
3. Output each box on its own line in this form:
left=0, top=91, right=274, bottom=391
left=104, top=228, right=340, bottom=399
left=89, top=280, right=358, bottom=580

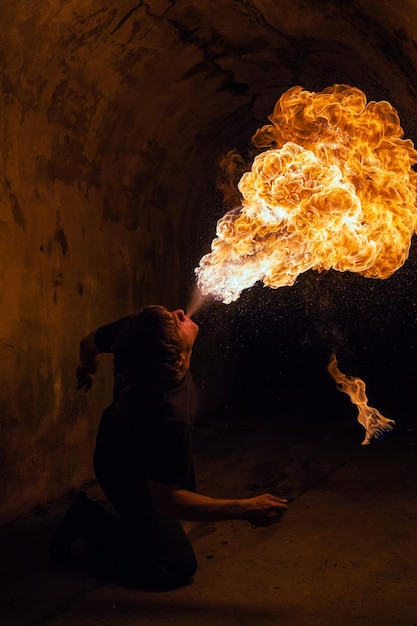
left=196, top=85, right=417, bottom=303
left=327, top=353, right=395, bottom=445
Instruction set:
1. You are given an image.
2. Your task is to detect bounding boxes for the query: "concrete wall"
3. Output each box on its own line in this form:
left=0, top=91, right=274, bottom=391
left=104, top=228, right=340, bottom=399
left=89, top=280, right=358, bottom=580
left=1, top=0, right=417, bottom=522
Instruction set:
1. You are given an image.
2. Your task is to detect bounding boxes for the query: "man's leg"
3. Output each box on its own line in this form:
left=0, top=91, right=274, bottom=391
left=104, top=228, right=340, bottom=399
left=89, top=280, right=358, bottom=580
left=122, top=513, right=197, bottom=589
left=97, top=482, right=197, bottom=589
left=50, top=492, right=121, bottom=564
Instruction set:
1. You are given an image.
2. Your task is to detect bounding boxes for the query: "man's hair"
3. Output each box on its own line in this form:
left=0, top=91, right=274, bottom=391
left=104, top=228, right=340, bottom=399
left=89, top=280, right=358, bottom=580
left=114, top=305, right=183, bottom=390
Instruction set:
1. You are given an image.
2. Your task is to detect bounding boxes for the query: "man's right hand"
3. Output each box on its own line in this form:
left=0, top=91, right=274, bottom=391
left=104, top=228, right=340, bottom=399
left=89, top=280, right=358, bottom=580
left=76, top=364, right=96, bottom=392
left=245, top=493, right=288, bottom=527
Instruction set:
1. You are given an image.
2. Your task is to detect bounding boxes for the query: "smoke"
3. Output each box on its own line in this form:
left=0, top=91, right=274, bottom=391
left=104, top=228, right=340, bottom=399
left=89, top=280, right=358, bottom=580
left=215, top=149, right=249, bottom=208
left=186, top=285, right=213, bottom=318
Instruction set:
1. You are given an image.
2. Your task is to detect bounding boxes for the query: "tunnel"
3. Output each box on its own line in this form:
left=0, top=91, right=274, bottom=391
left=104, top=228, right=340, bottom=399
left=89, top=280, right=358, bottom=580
left=1, top=0, right=417, bottom=534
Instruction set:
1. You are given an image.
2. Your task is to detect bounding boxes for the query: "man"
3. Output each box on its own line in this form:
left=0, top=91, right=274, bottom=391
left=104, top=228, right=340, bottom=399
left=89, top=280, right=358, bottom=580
left=51, top=305, right=287, bottom=589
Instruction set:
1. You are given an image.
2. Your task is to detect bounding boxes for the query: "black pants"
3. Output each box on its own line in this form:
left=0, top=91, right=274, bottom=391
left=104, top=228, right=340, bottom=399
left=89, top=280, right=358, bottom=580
left=92, top=449, right=197, bottom=589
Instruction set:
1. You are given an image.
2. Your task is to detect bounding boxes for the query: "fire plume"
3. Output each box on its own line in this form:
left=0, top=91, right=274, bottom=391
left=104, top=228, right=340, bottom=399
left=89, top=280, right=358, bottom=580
left=196, top=85, right=417, bottom=303
left=327, top=353, right=395, bottom=445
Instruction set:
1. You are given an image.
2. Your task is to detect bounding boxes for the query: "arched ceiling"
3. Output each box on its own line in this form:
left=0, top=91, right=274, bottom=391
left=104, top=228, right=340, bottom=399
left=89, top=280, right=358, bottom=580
left=3, top=0, right=417, bottom=222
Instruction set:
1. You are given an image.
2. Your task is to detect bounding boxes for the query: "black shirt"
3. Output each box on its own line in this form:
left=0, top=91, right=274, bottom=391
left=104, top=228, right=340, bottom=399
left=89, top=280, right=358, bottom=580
left=93, top=317, right=197, bottom=493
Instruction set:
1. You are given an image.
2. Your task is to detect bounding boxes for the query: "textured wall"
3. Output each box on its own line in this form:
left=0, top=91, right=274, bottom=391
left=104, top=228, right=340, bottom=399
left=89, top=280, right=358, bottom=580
left=1, top=0, right=417, bottom=522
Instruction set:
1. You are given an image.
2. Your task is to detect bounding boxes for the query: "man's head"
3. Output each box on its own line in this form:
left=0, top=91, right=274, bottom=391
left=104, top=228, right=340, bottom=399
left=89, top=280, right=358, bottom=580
left=115, top=305, right=199, bottom=388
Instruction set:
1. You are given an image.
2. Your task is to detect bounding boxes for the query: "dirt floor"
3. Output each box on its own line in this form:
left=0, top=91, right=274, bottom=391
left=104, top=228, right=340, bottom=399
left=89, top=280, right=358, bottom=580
left=1, top=407, right=417, bottom=626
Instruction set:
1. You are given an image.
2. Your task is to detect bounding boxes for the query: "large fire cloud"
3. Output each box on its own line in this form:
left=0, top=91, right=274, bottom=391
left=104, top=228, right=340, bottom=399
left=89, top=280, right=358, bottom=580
left=195, top=84, right=417, bottom=304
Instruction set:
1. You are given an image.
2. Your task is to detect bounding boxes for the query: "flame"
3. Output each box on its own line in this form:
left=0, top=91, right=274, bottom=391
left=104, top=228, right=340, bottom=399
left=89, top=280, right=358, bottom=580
left=196, top=85, right=417, bottom=303
left=327, top=353, right=395, bottom=445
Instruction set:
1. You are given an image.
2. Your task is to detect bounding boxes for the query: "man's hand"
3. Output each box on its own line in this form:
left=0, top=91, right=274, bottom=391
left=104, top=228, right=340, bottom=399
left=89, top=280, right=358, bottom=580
left=76, top=331, right=100, bottom=392
left=76, top=364, right=96, bottom=392
left=245, top=493, right=288, bottom=528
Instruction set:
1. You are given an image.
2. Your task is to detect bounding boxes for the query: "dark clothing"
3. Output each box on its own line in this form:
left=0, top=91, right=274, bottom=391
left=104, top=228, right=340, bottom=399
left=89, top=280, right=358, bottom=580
left=95, top=374, right=197, bottom=490
left=94, top=316, right=131, bottom=354
left=90, top=317, right=198, bottom=588
left=94, top=315, right=131, bottom=402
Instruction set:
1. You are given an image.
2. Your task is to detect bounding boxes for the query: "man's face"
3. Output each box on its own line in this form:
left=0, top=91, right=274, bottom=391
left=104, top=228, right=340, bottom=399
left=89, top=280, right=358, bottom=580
left=171, top=309, right=199, bottom=352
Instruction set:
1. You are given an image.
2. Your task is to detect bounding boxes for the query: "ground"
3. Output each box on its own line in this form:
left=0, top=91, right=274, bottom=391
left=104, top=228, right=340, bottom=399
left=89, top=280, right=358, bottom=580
left=1, top=407, right=416, bottom=626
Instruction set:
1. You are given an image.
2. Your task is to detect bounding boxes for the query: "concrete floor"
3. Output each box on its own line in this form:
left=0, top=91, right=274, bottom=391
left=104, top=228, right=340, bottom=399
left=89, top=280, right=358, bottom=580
left=1, top=409, right=417, bottom=626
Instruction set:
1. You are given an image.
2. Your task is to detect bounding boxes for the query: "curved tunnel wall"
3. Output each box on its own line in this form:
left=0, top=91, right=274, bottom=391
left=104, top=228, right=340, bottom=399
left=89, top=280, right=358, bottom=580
left=1, top=0, right=417, bottom=521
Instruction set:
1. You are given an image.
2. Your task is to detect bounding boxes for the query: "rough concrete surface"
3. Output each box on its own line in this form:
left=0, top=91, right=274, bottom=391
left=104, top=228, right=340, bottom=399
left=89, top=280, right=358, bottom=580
left=1, top=411, right=416, bottom=626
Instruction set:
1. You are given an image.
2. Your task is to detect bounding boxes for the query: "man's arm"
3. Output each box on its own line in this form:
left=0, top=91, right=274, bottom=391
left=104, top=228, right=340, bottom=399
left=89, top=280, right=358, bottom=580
left=149, top=481, right=288, bottom=527
left=76, top=316, right=132, bottom=392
